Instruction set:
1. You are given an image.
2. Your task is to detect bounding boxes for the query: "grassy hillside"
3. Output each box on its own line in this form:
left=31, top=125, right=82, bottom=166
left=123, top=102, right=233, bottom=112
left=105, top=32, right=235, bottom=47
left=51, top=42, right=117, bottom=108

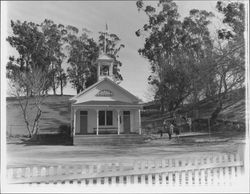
left=7, top=95, right=73, bottom=136
left=6, top=89, right=245, bottom=137
left=141, top=89, right=245, bottom=131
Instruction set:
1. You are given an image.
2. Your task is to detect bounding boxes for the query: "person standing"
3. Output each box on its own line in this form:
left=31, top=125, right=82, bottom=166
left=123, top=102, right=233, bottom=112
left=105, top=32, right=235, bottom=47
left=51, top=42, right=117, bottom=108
left=169, top=122, right=174, bottom=140
left=162, top=119, right=167, bottom=138
left=187, top=117, right=192, bottom=132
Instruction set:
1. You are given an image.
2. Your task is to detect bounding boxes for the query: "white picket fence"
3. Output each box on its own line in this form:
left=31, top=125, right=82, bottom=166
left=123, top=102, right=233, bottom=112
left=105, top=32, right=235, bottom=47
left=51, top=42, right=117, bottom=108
left=7, top=153, right=244, bottom=187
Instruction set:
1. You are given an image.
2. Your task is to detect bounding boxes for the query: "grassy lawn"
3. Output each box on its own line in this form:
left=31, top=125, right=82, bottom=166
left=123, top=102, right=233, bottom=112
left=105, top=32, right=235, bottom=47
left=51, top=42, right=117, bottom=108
left=6, top=130, right=245, bottom=168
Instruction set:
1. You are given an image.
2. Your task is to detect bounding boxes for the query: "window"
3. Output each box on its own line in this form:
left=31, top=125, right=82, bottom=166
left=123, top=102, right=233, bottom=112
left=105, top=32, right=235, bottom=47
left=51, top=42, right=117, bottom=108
left=99, top=111, right=113, bottom=126
left=99, top=111, right=105, bottom=125
left=106, top=111, right=113, bottom=125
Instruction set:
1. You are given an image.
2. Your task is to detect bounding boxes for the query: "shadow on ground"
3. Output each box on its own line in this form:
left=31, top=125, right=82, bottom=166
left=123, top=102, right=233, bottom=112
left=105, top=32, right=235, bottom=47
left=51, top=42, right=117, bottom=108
left=7, top=134, right=73, bottom=146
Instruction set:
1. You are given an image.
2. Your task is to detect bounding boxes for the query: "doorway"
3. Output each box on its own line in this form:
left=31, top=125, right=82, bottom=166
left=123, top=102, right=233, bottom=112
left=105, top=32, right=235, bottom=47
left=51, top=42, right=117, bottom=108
left=80, top=111, right=88, bottom=134
left=123, top=111, right=130, bottom=134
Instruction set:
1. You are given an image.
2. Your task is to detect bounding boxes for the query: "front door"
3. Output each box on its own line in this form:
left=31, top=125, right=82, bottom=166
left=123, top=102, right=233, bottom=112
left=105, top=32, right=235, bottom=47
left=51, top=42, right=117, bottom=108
left=80, top=111, right=88, bottom=134
left=123, top=111, right=130, bottom=134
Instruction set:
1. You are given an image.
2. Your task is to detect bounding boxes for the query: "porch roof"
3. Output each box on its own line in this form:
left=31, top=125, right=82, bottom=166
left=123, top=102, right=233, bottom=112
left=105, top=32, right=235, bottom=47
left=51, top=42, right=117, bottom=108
left=73, top=100, right=142, bottom=107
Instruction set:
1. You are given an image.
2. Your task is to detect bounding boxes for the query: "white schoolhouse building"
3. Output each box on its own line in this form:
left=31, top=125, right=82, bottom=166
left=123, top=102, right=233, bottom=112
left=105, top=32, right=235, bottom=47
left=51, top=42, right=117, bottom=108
left=69, top=52, right=143, bottom=142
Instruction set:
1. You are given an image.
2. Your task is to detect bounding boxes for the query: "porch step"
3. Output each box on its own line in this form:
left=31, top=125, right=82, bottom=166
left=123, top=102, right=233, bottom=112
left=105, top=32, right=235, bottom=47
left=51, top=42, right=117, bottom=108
left=73, top=134, right=144, bottom=146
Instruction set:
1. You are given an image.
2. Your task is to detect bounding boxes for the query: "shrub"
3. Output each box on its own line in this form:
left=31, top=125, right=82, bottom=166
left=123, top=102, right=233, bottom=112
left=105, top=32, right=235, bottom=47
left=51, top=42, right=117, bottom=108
left=59, top=124, right=71, bottom=137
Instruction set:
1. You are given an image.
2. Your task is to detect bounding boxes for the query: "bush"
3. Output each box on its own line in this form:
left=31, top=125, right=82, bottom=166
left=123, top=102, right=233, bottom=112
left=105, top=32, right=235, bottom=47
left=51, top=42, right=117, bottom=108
left=59, top=124, right=71, bottom=137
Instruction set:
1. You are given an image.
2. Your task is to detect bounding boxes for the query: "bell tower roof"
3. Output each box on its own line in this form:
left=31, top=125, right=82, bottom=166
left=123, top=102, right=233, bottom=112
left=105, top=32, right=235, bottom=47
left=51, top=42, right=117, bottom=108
left=97, top=53, right=114, bottom=61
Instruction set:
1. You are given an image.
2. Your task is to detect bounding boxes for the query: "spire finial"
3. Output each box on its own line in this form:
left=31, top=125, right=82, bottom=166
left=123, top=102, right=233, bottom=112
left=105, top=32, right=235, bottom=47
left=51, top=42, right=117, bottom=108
left=104, top=22, right=108, bottom=53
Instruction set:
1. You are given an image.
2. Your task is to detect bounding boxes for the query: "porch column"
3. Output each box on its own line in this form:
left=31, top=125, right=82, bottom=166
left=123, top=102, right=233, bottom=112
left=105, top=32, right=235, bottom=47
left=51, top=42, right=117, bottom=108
left=138, top=109, right=142, bottom=135
left=73, top=108, right=77, bottom=136
left=117, top=110, right=120, bottom=135
left=96, top=109, right=99, bottom=135
left=70, top=106, right=73, bottom=136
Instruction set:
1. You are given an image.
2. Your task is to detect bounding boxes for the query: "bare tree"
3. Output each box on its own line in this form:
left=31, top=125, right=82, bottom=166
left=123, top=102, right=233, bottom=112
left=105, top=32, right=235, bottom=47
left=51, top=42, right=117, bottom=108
left=8, top=67, right=49, bottom=139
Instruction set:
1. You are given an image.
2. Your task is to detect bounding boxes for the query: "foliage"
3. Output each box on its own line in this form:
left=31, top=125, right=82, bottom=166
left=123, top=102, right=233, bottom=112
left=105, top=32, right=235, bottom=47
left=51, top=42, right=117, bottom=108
left=40, top=19, right=68, bottom=95
left=66, top=26, right=125, bottom=93
left=206, top=1, right=245, bottom=123
left=98, top=31, right=125, bottom=83
left=6, top=19, right=66, bottom=138
left=66, top=27, right=99, bottom=93
left=136, top=0, right=214, bottom=113
left=136, top=0, right=245, bottom=123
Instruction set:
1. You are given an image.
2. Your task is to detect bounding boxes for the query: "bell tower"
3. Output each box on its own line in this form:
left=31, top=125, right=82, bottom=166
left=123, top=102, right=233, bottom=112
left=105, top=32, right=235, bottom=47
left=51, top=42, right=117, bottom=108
left=96, top=23, right=114, bottom=81
left=97, top=53, right=114, bottom=81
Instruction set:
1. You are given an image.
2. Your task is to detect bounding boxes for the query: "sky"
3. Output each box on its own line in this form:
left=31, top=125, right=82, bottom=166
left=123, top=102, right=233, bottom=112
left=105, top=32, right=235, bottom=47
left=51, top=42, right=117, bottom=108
left=2, top=0, right=219, bottom=102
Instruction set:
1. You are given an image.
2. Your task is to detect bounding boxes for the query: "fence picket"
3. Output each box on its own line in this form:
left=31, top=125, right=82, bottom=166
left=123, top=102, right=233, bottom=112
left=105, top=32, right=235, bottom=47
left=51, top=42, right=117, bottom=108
left=134, top=175, right=138, bottom=184
left=111, top=176, right=116, bottom=185
left=155, top=173, right=160, bottom=185
left=175, top=171, right=180, bottom=187
left=224, top=167, right=230, bottom=185
left=41, top=167, right=46, bottom=177
left=24, top=167, right=31, bottom=178
left=126, top=175, right=131, bottom=185
left=200, top=169, right=205, bottom=186
left=194, top=170, right=199, bottom=186
left=235, top=153, right=242, bottom=177
left=7, top=168, right=13, bottom=179
left=148, top=174, right=153, bottom=185
left=168, top=172, right=173, bottom=186
left=32, top=167, right=38, bottom=177
left=207, top=168, right=212, bottom=186
left=48, top=166, right=54, bottom=176
left=181, top=171, right=186, bottom=186
left=141, top=174, right=146, bottom=184
left=16, top=168, right=22, bottom=178
left=162, top=173, right=166, bottom=185
left=231, top=166, right=236, bottom=184
left=187, top=170, right=192, bottom=186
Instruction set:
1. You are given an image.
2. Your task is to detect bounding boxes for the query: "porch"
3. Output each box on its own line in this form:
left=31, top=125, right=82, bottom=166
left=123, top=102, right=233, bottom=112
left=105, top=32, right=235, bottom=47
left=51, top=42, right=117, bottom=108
left=71, top=101, right=142, bottom=136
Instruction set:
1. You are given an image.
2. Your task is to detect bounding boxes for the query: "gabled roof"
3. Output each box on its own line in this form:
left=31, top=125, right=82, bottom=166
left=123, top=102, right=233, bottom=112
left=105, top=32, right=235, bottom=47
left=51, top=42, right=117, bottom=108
left=69, top=77, right=140, bottom=103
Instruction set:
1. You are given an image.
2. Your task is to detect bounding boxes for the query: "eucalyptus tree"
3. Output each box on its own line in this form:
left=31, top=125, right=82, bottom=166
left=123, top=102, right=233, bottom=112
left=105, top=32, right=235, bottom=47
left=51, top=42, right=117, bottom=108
left=206, top=1, right=245, bottom=123
left=66, top=26, right=99, bottom=93
left=136, top=0, right=214, bottom=113
left=40, top=19, right=68, bottom=95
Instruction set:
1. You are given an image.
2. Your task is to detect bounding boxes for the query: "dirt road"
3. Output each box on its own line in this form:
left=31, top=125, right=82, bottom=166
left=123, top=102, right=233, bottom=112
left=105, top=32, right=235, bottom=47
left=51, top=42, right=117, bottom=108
left=6, top=136, right=245, bottom=167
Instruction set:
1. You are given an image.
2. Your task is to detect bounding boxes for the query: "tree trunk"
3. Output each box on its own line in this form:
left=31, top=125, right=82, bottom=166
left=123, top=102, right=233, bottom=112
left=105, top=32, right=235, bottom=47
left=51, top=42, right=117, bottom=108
left=17, top=97, right=32, bottom=138
left=160, top=97, right=165, bottom=114
left=53, top=82, right=56, bottom=95
left=60, top=79, right=63, bottom=96
left=31, top=107, right=42, bottom=137
left=210, top=100, right=223, bottom=126
left=24, top=118, right=32, bottom=138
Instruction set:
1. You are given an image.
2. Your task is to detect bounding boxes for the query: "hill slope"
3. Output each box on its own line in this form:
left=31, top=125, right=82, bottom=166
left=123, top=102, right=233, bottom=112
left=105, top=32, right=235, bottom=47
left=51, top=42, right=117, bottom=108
left=6, top=90, right=245, bottom=136
left=7, top=95, right=73, bottom=136
left=141, top=89, right=245, bottom=130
